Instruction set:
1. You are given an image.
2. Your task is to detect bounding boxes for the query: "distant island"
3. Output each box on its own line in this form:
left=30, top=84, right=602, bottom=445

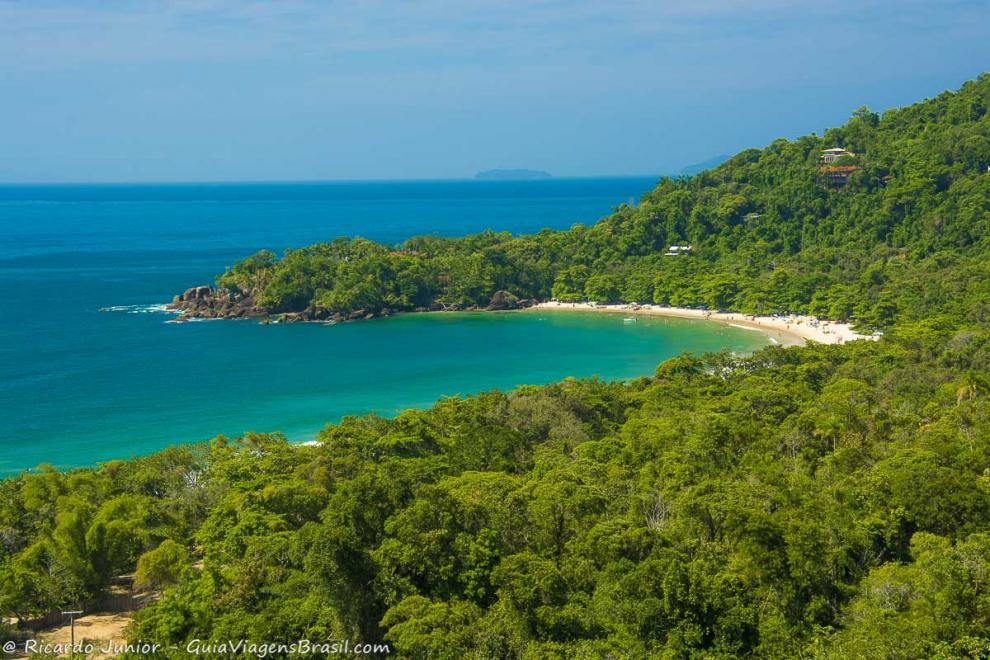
left=475, top=168, right=552, bottom=180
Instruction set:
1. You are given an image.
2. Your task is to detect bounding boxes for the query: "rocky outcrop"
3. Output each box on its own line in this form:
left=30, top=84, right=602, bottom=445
left=166, top=286, right=265, bottom=320
left=167, top=284, right=541, bottom=324
left=487, top=290, right=518, bottom=310
left=486, top=291, right=537, bottom=311
left=184, top=285, right=213, bottom=300
left=272, top=306, right=402, bottom=324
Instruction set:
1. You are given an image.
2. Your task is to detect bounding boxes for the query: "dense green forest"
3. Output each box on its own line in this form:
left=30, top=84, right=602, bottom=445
left=3, top=76, right=990, bottom=658
left=203, top=74, right=990, bottom=332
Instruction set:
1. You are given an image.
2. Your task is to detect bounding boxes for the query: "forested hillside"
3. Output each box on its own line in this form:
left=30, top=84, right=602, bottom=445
left=195, top=74, right=990, bottom=331
left=3, top=76, right=990, bottom=658
left=4, top=327, right=990, bottom=658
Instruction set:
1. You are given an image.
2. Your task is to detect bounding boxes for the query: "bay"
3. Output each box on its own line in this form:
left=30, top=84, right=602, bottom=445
left=0, top=178, right=767, bottom=474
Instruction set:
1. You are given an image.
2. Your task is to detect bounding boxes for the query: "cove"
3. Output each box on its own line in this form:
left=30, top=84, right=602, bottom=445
left=0, top=178, right=744, bottom=476
left=0, top=310, right=768, bottom=475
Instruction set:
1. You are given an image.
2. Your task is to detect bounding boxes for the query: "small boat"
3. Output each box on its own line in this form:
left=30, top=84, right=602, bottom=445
left=623, top=317, right=637, bottom=323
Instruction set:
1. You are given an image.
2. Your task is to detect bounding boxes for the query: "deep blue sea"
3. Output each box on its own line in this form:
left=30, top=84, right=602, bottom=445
left=0, top=178, right=768, bottom=475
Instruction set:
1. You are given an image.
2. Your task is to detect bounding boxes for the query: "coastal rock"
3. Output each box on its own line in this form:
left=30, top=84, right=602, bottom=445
left=166, top=284, right=267, bottom=322
left=487, top=290, right=519, bottom=310
left=180, top=285, right=213, bottom=301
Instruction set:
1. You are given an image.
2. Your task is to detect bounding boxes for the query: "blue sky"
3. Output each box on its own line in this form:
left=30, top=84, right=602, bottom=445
left=1, top=0, right=988, bottom=182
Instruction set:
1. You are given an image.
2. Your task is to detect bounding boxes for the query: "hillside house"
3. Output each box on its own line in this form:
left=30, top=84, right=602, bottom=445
left=821, top=147, right=855, bottom=163
left=664, top=245, right=692, bottom=257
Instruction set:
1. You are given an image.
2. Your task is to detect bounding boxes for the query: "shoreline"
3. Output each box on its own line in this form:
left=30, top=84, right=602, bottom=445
left=528, top=301, right=878, bottom=346
left=156, top=294, right=878, bottom=347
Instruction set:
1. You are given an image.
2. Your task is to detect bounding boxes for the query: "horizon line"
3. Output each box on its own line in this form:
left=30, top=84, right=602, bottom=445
left=0, top=173, right=667, bottom=187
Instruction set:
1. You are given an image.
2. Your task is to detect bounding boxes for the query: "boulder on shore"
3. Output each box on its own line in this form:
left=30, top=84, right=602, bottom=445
left=166, top=284, right=268, bottom=321
left=487, top=290, right=519, bottom=310
left=180, top=285, right=213, bottom=301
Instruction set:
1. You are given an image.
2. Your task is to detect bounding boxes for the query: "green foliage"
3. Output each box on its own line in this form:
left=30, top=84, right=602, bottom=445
left=828, top=533, right=990, bottom=658
left=0, top=448, right=207, bottom=618
left=3, top=74, right=990, bottom=657
left=381, top=596, right=482, bottom=659
left=3, top=326, right=988, bottom=655
left=134, top=540, right=189, bottom=591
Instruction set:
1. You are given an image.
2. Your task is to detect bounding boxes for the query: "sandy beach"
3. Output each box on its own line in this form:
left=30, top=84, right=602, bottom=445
left=529, top=301, right=878, bottom=346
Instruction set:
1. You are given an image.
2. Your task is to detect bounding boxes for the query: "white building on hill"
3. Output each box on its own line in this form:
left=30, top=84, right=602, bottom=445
left=821, top=147, right=855, bottom=163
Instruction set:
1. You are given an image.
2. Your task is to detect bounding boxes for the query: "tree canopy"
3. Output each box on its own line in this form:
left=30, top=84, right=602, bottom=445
left=3, top=74, right=990, bottom=658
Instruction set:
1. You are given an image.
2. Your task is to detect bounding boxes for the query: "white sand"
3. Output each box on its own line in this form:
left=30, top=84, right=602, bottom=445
left=529, top=301, right=878, bottom=347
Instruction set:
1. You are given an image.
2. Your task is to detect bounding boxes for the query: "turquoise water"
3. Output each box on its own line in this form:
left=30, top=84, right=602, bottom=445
left=0, top=179, right=767, bottom=475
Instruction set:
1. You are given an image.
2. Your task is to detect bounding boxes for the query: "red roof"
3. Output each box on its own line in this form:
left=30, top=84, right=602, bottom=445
left=821, top=165, right=862, bottom=173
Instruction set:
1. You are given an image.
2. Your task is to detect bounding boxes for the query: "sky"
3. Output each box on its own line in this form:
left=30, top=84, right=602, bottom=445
left=0, top=0, right=988, bottom=182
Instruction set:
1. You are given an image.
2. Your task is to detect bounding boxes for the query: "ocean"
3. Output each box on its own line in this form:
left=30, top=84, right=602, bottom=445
left=0, top=178, right=768, bottom=475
